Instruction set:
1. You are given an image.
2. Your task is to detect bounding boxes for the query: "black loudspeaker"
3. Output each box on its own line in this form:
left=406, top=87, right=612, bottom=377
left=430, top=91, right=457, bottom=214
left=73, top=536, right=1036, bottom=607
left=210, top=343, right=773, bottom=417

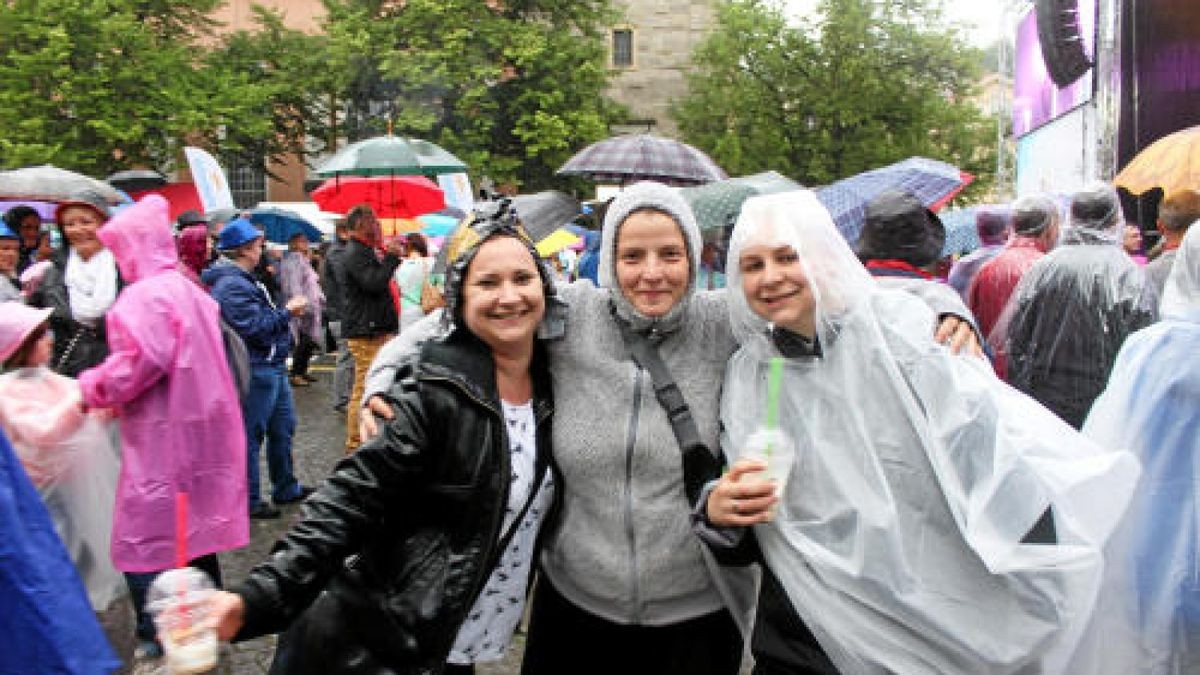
left=1036, top=0, right=1093, bottom=87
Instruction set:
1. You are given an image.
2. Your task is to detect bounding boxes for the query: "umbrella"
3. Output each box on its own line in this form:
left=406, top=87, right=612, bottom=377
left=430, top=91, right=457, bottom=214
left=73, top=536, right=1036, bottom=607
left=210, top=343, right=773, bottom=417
left=0, top=165, right=126, bottom=205
left=939, top=208, right=983, bottom=257
left=816, top=157, right=972, bottom=244
left=680, top=171, right=803, bottom=231
left=315, top=136, right=468, bottom=178
left=557, top=133, right=728, bottom=186
left=247, top=207, right=323, bottom=244
left=106, top=169, right=168, bottom=193
left=128, top=183, right=204, bottom=223
left=418, top=214, right=459, bottom=237
left=311, top=175, right=445, bottom=219
left=0, top=200, right=57, bottom=221
left=535, top=228, right=582, bottom=257
left=1114, top=125, right=1200, bottom=196
left=511, top=191, right=582, bottom=241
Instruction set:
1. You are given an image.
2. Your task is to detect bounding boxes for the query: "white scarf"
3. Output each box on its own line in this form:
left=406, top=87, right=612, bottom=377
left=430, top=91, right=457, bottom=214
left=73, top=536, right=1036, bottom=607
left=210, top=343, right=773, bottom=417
left=64, top=248, right=118, bottom=328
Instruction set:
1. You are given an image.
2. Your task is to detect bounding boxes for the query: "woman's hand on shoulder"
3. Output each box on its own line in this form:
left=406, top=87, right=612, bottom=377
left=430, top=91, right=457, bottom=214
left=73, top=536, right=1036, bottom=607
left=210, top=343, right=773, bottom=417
left=934, top=315, right=982, bottom=357
left=706, top=459, right=777, bottom=527
left=357, top=394, right=395, bottom=444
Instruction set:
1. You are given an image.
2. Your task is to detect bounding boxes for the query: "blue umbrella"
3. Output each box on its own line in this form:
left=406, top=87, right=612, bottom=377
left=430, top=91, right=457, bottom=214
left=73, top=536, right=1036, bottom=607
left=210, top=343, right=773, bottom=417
left=247, top=207, right=322, bottom=244
left=816, top=157, right=969, bottom=244
left=939, top=208, right=984, bottom=257
left=418, top=213, right=459, bottom=237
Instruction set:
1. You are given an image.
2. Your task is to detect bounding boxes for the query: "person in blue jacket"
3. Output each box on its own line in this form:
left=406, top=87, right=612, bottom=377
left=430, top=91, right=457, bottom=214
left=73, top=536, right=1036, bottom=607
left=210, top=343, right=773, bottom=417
left=202, top=218, right=313, bottom=519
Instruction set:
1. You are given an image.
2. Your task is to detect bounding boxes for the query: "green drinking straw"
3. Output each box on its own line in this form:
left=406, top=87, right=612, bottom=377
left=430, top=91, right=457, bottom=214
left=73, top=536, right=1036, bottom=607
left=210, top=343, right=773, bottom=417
left=764, top=357, right=785, bottom=458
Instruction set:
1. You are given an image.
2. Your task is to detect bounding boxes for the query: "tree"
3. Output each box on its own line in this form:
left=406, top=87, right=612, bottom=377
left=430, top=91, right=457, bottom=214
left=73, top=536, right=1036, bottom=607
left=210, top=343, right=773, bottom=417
left=321, top=0, right=625, bottom=190
left=0, top=0, right=331, bottom=177
left=675, top=0, right=997, bottom=199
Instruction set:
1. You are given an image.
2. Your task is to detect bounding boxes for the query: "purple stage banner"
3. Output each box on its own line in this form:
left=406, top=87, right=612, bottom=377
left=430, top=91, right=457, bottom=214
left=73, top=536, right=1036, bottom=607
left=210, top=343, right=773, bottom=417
left=1012, top=2, right=1096, bottom=138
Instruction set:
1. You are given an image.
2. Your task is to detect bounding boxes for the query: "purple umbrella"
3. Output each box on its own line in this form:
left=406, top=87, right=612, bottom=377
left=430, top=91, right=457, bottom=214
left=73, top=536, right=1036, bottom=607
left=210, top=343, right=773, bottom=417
left=557, top=134, right=727, bottom=186
left=0, top=200, right=57, bottom=221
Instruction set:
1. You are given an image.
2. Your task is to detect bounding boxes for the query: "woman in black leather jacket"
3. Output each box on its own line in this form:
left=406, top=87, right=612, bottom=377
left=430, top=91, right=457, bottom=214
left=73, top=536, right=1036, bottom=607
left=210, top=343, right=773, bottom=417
left=209, top=203, right=564, bottom=674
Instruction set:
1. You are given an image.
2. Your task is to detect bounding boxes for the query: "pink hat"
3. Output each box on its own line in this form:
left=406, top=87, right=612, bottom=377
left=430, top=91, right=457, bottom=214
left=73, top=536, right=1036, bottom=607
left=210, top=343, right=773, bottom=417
left=0, top=303, right=52, bottom=364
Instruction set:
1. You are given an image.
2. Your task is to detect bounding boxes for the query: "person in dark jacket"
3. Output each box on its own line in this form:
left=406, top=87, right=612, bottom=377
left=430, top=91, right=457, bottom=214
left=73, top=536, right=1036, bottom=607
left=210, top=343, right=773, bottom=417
left=202, top=218, right=313, bottom=519
left=320, top=220, right=354, bottom=412
left=26, top=191, right=122, bottom=378
left=1002, top=183, right=1158, bottom=428
left=341, top=204, right=404, bottom=452
left=207, top=204, right=562, bottom=674
left=4, top=205, right=43, bottom=275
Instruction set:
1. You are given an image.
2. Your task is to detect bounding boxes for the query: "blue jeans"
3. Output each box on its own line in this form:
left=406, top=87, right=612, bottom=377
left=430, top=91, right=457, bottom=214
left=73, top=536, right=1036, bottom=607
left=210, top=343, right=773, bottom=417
left=243, top=363, right=301, bottom=508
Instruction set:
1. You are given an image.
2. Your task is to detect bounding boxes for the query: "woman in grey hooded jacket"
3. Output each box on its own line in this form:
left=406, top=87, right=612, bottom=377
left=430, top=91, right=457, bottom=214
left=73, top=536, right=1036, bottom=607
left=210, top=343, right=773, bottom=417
left=361, top=183, right=979, bottom=674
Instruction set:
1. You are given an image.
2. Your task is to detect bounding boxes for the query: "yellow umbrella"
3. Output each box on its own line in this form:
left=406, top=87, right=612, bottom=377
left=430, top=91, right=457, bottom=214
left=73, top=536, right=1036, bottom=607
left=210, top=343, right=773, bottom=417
left=1114, top=125, right=1200, bottom=195
left=535, top=228, right=581, bottom=257
left=379, top=217, right=423, bottom=237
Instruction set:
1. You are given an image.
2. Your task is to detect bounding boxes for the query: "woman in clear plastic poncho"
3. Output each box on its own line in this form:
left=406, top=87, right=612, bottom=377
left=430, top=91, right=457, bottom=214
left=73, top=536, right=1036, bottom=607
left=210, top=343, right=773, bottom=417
left=1072, top=224, right=1200, bottom=674
left=707, top=190, right=1142, bottom=674
left=997, top=183, right=1158, bottom=428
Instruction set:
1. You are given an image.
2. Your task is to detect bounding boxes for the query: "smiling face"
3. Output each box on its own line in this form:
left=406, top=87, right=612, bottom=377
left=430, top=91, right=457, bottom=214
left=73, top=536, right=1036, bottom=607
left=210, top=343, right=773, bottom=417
left=739, top=241, right=817, bottom=338
left=0, top=239, right=17, bottom=275
left=461, top=236, right=546, bottom=354
left=59, top=205, right=105, bottom=257
left=614, top=209, right=690, bottom=317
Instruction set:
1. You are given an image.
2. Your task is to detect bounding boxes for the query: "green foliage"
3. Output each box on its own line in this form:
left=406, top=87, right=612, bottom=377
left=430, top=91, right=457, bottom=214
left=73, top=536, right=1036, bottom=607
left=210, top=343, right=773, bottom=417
left=0, top=0, right=330, bottom=177
left=321, top=0, right=624, bottom=190
left=675, top=0, right=998, bottom=200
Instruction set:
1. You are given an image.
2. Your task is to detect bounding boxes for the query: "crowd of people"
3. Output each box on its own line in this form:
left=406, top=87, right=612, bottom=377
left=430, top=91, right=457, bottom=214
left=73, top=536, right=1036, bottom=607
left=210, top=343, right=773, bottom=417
left=0, top=176, right=1197, bottom=675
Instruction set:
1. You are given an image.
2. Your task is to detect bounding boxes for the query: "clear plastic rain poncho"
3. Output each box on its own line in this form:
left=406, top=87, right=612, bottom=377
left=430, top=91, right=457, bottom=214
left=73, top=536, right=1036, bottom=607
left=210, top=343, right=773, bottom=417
left=993, top=183, right=1158, bottom=428
left=0, top=366, right=123, bottom=610
left=1071, top=224, right=1200, bottom=674
left=720, top=190, right=1142, bottom=674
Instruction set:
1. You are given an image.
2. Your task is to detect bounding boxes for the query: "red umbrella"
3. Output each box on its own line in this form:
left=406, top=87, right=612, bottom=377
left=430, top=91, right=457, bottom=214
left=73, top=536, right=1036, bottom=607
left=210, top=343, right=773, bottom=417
left=128, top=183, right=203, bottom=222
left=311, top=175, right=445, bottom=219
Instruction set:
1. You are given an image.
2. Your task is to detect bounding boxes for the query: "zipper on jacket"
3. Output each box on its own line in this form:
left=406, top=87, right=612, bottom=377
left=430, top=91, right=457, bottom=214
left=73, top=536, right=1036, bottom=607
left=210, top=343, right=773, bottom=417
left=623, top=365, right=644, bottom=623
left=423, top=374, right=510, bottom=667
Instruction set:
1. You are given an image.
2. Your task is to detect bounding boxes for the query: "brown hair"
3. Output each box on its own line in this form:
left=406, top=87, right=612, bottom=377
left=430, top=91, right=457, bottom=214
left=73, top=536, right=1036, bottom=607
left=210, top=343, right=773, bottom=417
left=2, top=323, right=49, bottom=371
left=405, top=232, right=429, bottom=257
left=1159, top=189, right=1200, bottom=232
left=346, top=204, right=376, bottom=231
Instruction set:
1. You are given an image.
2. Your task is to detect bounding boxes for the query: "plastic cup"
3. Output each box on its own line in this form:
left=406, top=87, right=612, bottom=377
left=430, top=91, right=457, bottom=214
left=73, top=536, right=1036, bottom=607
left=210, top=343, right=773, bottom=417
left=147, top=567, right=219, bottom=674
left=741, top=427, right=795, bottom=520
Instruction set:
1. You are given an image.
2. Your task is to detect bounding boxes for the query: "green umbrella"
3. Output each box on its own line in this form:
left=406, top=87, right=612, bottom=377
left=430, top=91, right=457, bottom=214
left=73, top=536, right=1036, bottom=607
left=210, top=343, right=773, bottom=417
left=315, top=136, right=468, bottom=178
left=680, top=171, right=802, bottom=232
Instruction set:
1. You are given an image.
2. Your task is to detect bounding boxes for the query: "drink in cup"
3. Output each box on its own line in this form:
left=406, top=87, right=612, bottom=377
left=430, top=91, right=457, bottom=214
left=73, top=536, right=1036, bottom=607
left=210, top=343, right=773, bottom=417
left=147, top=567, right=219, bottom=674
left=741, top=427, right=794, bottom=520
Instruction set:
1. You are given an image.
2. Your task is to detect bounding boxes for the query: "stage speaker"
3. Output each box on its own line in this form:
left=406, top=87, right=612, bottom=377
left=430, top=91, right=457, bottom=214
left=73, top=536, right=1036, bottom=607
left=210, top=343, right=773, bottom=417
left=1036, top=0, right=1092, bottom=87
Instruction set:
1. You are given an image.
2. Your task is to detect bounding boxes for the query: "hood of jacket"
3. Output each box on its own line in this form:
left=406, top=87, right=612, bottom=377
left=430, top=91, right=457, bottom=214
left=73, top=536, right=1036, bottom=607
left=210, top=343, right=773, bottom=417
left=97, top=195, right=178, bottom=283
left=598, top=181, right=702, bottom=334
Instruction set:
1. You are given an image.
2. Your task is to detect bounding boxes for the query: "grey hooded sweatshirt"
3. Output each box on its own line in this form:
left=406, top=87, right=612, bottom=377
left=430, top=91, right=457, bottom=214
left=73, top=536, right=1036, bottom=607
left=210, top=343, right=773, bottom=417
left=364, top=183, right=738, bottom=626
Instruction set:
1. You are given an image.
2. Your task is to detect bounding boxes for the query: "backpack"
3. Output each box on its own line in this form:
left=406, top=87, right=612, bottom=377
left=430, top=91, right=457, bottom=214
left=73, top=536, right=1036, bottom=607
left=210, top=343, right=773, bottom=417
left=219, top=318, right=252, bottom=400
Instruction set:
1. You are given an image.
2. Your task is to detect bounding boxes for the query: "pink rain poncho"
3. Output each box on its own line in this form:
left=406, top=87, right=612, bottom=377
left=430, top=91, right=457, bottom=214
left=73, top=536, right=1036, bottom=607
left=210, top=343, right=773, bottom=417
left=78, top=195, right=248, bottom=573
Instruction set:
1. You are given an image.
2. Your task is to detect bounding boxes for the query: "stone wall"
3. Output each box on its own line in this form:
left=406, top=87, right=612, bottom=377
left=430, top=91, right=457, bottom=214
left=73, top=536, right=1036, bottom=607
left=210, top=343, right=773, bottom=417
left=607, top=0, right=717, bottom=136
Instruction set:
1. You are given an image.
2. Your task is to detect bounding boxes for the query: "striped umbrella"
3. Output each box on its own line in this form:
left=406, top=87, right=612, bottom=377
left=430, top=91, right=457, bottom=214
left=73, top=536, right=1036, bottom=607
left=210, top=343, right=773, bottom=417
left=557, top=134, right=727, bottom=186
left=816, top=157, right=971, bottom=244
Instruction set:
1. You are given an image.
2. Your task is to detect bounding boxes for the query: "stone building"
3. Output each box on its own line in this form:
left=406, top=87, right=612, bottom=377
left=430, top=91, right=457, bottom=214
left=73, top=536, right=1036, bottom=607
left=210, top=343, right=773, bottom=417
left=606, top=0, right=718, bottom=136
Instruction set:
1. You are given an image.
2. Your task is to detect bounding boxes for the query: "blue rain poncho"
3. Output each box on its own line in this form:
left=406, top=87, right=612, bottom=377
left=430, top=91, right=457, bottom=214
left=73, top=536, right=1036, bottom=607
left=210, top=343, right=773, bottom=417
left=719, top=191, right=1142, bottom=674
left=0, top=427, right=119, bottom=674
left=1072, top=224, right=1200, bottom=674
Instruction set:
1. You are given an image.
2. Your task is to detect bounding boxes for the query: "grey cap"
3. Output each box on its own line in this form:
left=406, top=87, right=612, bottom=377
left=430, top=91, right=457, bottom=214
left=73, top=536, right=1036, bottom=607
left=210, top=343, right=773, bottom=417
left=53, top=189, right=112, bottom=225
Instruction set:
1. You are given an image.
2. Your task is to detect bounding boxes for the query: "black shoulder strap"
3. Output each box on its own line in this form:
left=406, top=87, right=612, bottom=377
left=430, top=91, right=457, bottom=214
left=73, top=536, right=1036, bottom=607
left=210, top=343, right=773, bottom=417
left=615, top=318, right=721, bottom=504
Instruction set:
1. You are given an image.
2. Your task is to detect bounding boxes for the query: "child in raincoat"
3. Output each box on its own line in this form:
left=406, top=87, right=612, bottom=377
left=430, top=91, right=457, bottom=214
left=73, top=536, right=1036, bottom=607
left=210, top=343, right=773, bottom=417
left=0, top=301, right=124, bottom=612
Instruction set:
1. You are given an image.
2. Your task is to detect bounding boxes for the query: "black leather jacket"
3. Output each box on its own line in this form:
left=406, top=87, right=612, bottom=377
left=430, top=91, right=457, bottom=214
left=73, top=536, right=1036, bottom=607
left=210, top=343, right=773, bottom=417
left=27, top=251, right=123, bottom=377
left=234, top=329, right=558, bottom=674
left=341, top=238, right=401, bottom=338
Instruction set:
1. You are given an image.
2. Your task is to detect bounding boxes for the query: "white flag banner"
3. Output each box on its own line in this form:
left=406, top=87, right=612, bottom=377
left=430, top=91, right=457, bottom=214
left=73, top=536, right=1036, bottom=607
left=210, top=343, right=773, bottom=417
left=184, top=147, right=236, bottom=213
left=437, top=172, right=474, bottom=211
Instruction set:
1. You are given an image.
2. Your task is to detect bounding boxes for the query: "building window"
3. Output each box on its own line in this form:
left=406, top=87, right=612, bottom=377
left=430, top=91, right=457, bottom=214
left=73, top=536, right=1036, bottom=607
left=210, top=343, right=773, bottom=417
left=227, top=157, right=267, bottom=209
left=612, top=28, right=633, bottom=68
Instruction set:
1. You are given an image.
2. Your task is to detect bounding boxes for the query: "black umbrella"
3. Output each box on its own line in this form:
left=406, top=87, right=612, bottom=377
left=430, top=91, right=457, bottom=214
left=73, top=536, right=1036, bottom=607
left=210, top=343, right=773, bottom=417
left=511, top=191, right=581, bottom=241
left=106, top=169, right=168, bottom=193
